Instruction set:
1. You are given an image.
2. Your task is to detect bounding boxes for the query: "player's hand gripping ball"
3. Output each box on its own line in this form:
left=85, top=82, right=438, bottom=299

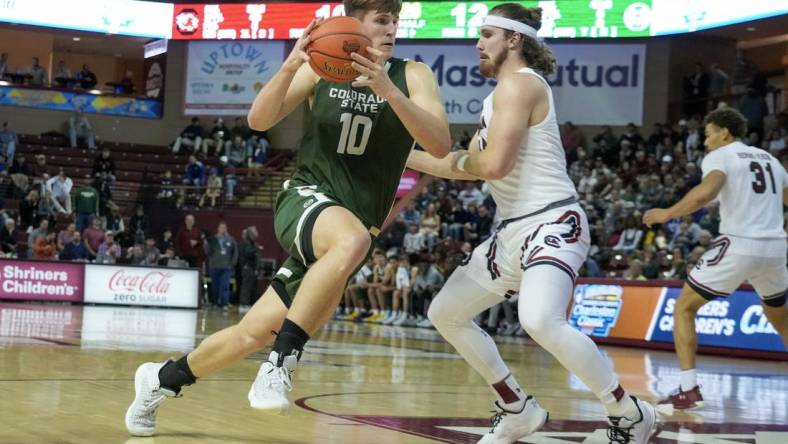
left=306, top=16, right=372, bottom=83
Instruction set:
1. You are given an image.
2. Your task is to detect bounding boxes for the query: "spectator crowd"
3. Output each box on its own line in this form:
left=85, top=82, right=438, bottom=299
left=334, top=63, right=787, bottom=334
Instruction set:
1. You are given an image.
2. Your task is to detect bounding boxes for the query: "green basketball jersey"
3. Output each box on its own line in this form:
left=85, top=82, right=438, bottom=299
left=290, top=57, right=414, bottom=229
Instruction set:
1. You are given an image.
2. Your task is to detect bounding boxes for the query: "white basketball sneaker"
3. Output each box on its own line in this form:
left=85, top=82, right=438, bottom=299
left=607, top=396, right=657, bottom=444
left=125, top=361, right=178, bottom=437
left=477, top=396, right=549, bottom=444
left=248, top=351, right=297, bottom=414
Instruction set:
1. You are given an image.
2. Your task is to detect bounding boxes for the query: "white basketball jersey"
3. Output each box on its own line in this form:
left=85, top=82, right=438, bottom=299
left=701, top=141, right=787, bottom=241
left=476, top=68, right=576, bottom=220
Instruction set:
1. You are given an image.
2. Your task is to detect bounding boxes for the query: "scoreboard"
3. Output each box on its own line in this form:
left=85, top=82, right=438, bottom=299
left=172, top=1, right=654, bottom=40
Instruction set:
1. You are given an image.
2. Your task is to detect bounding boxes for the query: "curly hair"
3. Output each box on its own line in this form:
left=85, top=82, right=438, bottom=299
left=704, top=107, right=748, bottom=138
left=489, top=3, right=556, bottom=75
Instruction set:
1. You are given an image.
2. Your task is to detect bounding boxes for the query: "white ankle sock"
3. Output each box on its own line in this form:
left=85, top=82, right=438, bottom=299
left=605, top=395, right=638, bottom=418
left=680, top=369, right=697, bottom=390
left=601, top=385, right=638, bottom=418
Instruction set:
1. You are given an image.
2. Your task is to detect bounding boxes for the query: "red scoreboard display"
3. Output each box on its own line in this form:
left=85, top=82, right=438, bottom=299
left=173, top=3, right=344, bottom=40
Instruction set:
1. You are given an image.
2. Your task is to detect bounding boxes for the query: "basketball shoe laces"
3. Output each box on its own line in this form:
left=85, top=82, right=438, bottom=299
left=135, top=391, right=168, bottom=427
left=606, top=417, right=634, bottom=443
left=487, top=399, right=525, bottom=433
left=254, top=365, right=293, bottom=397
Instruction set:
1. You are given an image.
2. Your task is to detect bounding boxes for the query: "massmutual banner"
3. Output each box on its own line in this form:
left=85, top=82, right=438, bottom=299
left=397, top=42, right=646, bottom=125
left=184, top=40, right=286, bottom=116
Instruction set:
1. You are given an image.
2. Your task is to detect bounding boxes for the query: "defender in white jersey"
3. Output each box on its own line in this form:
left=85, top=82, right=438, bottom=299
left=408, top=4, right=655, bottom=444
left=644, top=107, right=788, bottom=412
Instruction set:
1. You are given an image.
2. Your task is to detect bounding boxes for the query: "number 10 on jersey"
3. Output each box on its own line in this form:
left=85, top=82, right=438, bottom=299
left=337, top=113, right=372, bottom=156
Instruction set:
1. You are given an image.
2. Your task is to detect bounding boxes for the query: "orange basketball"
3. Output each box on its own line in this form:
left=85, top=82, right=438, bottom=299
left=306, top=16, right=371, bottom=83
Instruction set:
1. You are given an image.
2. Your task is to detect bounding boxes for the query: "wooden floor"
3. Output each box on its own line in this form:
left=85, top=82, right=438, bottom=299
left=1, top=302, right=786, bottom=444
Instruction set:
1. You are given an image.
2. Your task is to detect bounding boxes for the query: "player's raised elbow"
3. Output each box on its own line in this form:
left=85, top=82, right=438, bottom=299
left=247, top=113, right=271, bottom=132
left=422, top=139, right=451, bottom=159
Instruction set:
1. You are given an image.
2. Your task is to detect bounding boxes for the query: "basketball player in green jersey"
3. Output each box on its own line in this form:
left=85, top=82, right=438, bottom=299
left=125, top=0, right=449, bottom=436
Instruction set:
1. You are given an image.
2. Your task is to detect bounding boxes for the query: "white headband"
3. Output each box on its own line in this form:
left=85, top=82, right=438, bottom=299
left=482, top=15, right=539, bottom=40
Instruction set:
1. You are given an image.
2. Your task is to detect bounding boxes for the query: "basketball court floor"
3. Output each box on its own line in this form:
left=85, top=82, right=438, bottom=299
left=1, top=302, right=786, bottom=443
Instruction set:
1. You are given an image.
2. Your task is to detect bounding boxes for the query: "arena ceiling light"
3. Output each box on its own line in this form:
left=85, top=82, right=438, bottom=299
left=0, top=0, right=173, bottom=39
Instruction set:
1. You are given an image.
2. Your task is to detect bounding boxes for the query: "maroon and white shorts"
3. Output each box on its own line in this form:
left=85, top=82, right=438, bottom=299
left=688, top=235, right=788, bottom=306
left=460, top=203, right=590, bottom=299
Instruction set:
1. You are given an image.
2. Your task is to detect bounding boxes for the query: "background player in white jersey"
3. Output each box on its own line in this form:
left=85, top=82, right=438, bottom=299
left=643, top=107, right=788, bottom=412
left=407, top=4, right=655, bottom=443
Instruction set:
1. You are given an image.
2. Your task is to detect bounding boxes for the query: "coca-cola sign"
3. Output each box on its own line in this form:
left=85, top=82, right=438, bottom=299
left=109, top=270, right=173, bottom=294
left=85, top=264, right=198, bottom=308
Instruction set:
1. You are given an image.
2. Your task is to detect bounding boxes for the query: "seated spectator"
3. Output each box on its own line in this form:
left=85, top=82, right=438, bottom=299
left=622, top=259, right=646, bottom=280
left=158, top=227, right=174, bottom=252
left=0, top=52, right=7, bottom=78
left=128, top=205, right=149, bottom=245
left=476, top=205, right=494, bottom=241
left=172, top=117, right=204, bottom=154
left=199, top=169, right=222, bottom=207
left=61, top=231, right=88, bottom=261
left=31, top=153, right=50, bottom=181
left=457, top=181, right=484, bottom=209
left=105, top=201, right=126, bottom=243
left=117, top=70, right=135, bottom=95
left=419, top=203, right=440, bottom=251
left=9, top=154, right=32, bottom=196
left=447, top=202, right=472, bottom=240
left=401, top=202, right=421, bottom=226
left=230, top=117, right=251, bottom=141
left=142, top=236, right=161, bottom=265
left=96, top=231, right=122, bottom=264
left=0, top=218, right=17, bottom=257
left=126, top=243, right=146, bottom=265
left=83, top=217, right=106, bottom=259
left=27, top=219, right=49, bottom=255
left=92, top=147, right=116, bottom=181
left=765, top=128, right=786, bottom=153
left=91, top=174, right=113, bottom=216
left=46, top=168, right=73, bottom=215
left=0, top=153, right=8, bottom=177
left=247, top=133, right=270, bottom=176
left=158, top=247, right=187, bottom=267
left=33, top=232, right=57, bottom=260
left=0, top=121, right=18, bottom=163
left=77, top=64, right=97, bottom=89
left=217, top=156, right=237, bottom=200
left=38, top=190, right=57, bottom=225
left=70, top=109, right=97, bottom=150
left=27, top=57, right=48, bottom=86
left=19, top=189, right=40, bottom=230
left=561, top=121, right=585, bottom=163
left=53, top=60, right=72, bottom=88
left=57, top=223, right=77, bottom=253
left=403, top=223, right=426, bottom=254
left=612, top=215, right=643, bottom=253
left=225, top=136, right=246, bottom=167
left=202, top=118, right=231, bottom=156
left=156, top=170, right=177, bottom=200
left=183, top=155, right=205, bottom=187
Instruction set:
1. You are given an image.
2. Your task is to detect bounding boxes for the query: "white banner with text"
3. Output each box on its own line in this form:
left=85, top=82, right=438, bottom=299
left=396, top=42, right=646, bottom=125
